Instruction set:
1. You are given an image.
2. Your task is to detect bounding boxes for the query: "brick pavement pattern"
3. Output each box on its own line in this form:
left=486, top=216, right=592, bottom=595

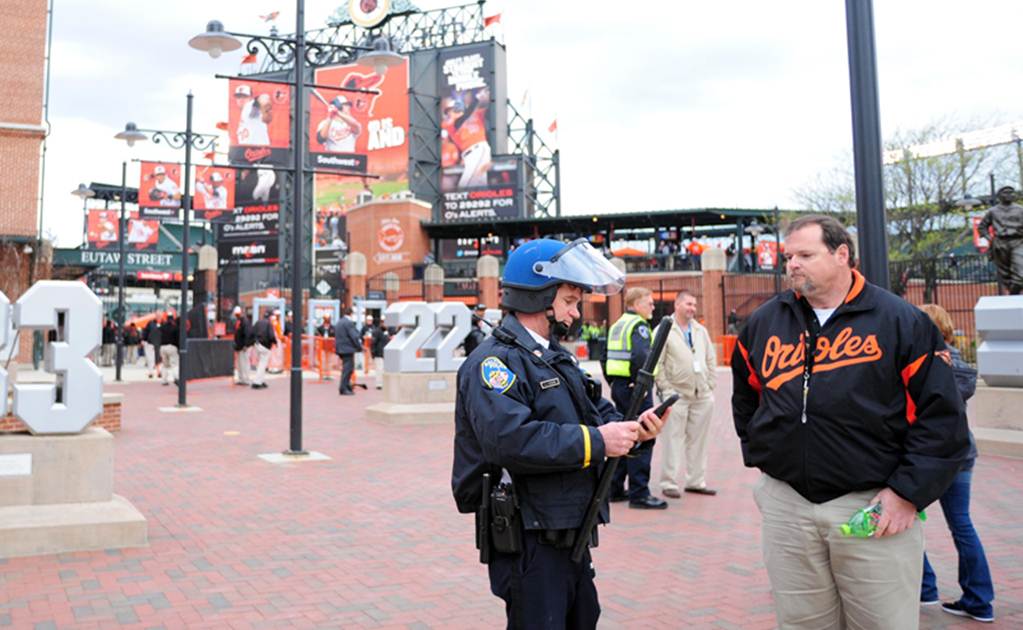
left=1, top=369, right=1020, bottom=629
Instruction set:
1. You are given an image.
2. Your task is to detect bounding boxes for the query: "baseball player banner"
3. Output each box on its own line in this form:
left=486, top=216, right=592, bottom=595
left=440, top=154, right=524, bottom=221
left=234, top=166, right=281, bottom=208
left=755, top=241, right=780, bottom=270
left=972, top=215, right=991, bottom=253
left=138, top=161, right=182, bottom=218
left=85, top=210, right=160, bottom=251
left=311, top=57, right=410, bottom=256
left=438, top=42, right=507, bottom=197
left=227, top=79, right=292, bottom=167
left=192, top=166, right=236, bottom=221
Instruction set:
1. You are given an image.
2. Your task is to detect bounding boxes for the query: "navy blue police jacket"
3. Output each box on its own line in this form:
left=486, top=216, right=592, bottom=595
left=452, top=314, right=622, bottom=531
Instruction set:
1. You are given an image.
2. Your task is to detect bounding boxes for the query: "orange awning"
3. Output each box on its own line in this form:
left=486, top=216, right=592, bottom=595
left=611, top=247, right=647, bottom=257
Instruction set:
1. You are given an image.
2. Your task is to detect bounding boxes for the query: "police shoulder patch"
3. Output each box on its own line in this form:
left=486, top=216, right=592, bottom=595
left=637, top=325, right=650, bottom=339
left=480, top=356, right=517, bottom=394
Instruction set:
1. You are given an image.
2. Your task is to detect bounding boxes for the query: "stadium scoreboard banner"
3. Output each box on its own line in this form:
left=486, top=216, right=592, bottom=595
left=440, top=154, right=524, bottom=221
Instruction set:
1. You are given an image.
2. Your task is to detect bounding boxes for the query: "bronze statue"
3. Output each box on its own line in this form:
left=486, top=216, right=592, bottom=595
left=978, top=186, right=1023, bottom=295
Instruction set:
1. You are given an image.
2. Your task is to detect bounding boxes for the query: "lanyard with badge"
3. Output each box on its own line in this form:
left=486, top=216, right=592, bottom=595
left=684, top=323, right=704, bottom=375
left=799, top=301, right=823, bottom=424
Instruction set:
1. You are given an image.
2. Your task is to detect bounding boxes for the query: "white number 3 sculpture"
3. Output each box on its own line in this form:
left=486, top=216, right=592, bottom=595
left=1, top=281, right=104, bottom=434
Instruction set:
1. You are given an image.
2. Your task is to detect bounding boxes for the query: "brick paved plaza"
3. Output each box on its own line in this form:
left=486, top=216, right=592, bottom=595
left=1, top=367, right=1021, bottom=629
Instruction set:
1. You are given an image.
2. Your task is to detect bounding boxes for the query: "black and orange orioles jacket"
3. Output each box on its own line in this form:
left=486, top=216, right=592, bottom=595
left=731, top=269, right=970, bottom=510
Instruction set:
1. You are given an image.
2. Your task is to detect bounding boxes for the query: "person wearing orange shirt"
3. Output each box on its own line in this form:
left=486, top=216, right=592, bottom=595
left=441, top=87, right=492, bottom=188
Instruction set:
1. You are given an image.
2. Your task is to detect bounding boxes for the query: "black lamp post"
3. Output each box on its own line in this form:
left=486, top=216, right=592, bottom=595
left=114, top=109, right=218, bottom=407
left=845, top=0, right=889, bottom=289
left=188, top=5, right=403, bottom=454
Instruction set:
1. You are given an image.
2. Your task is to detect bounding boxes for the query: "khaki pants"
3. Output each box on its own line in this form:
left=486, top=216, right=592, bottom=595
left=143, top=342, right=156, bottom=373
left=236, top=348, right=252, bottom=384
left=373, top=356, right=384, bottom=390
left=754, top=474, right=924, bottom=630
left=253, top=343, right=272, bottom=385
left=160, top=345, right=179, bottom=384
left=657, top=396, right=714, bottom=491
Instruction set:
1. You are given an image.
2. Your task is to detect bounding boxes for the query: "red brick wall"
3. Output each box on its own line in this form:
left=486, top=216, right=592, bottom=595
left=0, top=0, right=47, bottom=238
left=0, top=400, right=121, bottom=434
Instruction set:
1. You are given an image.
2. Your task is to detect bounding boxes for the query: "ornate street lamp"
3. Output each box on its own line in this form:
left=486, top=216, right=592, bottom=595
left=114, top=104, right=218, bottom=407
left=189, top=4, right=400, bottom=455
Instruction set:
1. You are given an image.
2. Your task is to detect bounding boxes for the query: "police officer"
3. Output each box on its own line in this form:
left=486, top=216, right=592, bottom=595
left=452, top=239, right=667, bottom=629
left=605, top=287, right=667, bottom=509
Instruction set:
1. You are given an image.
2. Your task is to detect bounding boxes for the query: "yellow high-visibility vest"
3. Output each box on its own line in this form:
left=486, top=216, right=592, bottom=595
left=605, top=312, right=647, bottom=378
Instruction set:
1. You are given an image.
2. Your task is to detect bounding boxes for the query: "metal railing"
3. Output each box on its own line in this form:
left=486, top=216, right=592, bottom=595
left=889, top=254, right=999, bottom=363
left=717, top=254, right=998, bottom=364
left=721, top=273, right=784, bottom=333
left=366, top=264, right=425, bottom=301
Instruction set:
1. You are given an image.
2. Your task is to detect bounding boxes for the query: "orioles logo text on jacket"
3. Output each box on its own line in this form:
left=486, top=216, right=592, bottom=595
left=761, top=326, right=883, bottom=390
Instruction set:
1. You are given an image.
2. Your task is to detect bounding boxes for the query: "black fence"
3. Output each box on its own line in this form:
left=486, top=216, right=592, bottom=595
left=366, top=265, right=425, bottom=301
left=721, top=273, right=784, bottom=334
left=889, top=254, right=999, bottom=363
left=717, top=254, right=999, bottom=364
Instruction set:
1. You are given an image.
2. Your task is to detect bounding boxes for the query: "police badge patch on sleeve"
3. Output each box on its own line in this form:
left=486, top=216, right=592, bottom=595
left=481, top=356, right=516, bottom=394
left=638, top=325, right=650, bottom=339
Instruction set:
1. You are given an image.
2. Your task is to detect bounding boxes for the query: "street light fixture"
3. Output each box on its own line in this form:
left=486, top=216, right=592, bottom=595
left=72, top=180, right=131, bottom=382
left=114, top=122, right=148, bottom=148
left=359, top=37, right=405, bottom=76
left=71, top=183, right=95, bottom=199
left=114, top=103, right=218, bottom=407
left=187, top=21, right=243, bottom=59
left=189, top=4, right=391, bottom=456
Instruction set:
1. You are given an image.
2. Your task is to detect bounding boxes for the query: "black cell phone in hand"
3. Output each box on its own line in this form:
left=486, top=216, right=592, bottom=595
left=654, top=394, right=681, bottom=418
left=638, top=394, right=681, bottom=432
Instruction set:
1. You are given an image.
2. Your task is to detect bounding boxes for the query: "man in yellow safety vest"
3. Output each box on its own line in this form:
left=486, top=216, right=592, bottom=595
left=605, top=287, right=667, bottom=510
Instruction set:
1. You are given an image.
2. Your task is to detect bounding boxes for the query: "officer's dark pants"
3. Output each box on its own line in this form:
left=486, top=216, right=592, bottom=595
left=610, top=379, right=654, bottom=501
left=488, top=531, right=600, bottom=630
left=338, top=353, right=355, bottom=393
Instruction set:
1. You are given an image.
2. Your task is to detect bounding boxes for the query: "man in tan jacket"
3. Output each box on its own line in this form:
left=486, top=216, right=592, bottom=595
left=655, top=290, right=718, bottom=498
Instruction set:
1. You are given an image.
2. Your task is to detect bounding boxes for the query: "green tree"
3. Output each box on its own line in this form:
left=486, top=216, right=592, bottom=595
left=793, top=118, right=1017, bottom=261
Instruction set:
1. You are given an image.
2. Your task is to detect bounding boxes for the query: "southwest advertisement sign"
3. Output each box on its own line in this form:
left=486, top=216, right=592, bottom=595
left=312, top=58, right=410, bottom=257
left=138, top=161, right=182, bottom=219
left=227, top=79, right=292, bottom=166
left=86, top=210, right=160, bottom=251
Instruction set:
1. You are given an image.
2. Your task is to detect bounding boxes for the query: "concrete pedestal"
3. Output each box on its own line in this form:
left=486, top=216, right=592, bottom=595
left=970, top=384, right=1023, bottom=459
left=0, top=428, right=147, bottom=558
left=365, top=371, right=457, bottom=425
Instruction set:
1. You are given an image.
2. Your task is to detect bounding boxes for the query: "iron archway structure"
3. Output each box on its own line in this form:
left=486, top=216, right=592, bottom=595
left=255, top=0, right=561, bottom=227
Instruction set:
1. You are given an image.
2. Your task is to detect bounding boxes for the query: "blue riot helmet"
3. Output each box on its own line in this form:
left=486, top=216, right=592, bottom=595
left=501, top=238, right=625, bottom=315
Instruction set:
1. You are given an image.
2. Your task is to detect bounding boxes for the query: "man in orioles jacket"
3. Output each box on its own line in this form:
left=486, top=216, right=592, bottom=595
left=731, top=215, right=970, bottom=630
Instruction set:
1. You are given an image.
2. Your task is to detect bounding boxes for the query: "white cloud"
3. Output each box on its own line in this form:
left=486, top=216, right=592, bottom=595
left=42, top=0, right=1023, bottom=246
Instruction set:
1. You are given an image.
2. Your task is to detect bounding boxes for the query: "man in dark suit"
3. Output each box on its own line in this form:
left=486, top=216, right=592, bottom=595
left=250, top=311, right=276, bottom=389
left=334, top=307, right=362, bottom=395
left=232, top=306, right=253, bottom=386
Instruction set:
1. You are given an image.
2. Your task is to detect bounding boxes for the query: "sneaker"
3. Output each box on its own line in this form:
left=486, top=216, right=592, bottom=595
left=920, top=598, right=940, bottom=606
left=941, top=601, right=994, bottom=623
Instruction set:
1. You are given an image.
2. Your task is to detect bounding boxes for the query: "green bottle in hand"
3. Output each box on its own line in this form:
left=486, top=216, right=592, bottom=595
left=840, top=503, right=927, bottom=537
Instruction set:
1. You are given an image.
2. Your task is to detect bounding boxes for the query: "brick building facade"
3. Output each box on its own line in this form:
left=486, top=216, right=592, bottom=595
left=1, top=0, right=51, bottom=363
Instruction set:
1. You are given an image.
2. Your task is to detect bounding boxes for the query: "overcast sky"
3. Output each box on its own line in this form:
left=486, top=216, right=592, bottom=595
left=42, top=0, right=1023, bottom=247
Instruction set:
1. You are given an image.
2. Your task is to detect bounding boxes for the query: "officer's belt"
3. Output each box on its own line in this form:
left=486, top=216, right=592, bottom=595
left=535, top=527, right=598, bottom=550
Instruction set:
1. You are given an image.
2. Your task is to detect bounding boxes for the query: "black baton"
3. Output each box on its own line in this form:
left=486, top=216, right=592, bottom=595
left=571, top=316, right=674, bottom=563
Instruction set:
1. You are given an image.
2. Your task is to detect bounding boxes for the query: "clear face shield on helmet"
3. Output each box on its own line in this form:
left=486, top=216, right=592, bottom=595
left=532, top=239, right=625, bottom=295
